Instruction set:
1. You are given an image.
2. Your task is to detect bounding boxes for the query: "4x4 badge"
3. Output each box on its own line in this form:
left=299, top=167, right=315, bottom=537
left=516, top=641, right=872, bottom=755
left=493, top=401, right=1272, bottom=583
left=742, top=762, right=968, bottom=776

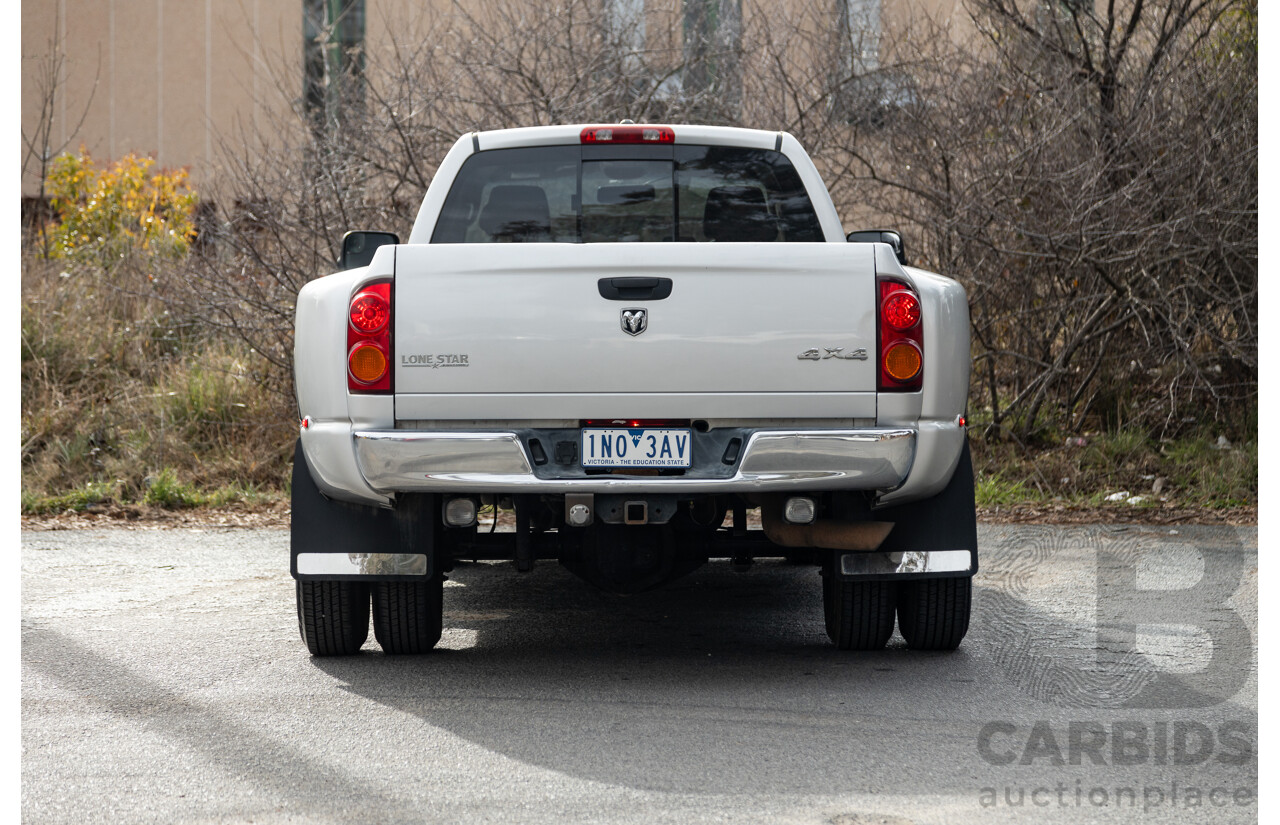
left=798, top=347, right=868, bottom=360
left=621, top=308, right=647, bottom=336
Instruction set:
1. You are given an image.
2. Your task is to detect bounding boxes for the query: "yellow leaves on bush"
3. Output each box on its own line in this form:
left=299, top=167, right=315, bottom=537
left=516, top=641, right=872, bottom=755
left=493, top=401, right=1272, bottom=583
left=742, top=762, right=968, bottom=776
left=45, top=149, right=199, bottom=262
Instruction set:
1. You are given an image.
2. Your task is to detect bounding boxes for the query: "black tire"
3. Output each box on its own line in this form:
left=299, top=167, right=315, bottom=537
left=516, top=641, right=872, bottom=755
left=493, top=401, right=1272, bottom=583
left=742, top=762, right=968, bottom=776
left=373, top=578, right=444, bottom=655
left=297, top=580, right=370, bottom=656
left=897, top=576, right=972, bottom=650
left=822, top=567, right=898, bottom=650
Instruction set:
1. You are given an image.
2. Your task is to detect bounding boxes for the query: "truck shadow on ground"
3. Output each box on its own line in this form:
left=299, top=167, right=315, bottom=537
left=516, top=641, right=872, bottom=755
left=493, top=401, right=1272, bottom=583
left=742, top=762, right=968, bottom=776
left=312, top=559, right=996, bottom=796
left=310, top=529, right=1257, bottom=796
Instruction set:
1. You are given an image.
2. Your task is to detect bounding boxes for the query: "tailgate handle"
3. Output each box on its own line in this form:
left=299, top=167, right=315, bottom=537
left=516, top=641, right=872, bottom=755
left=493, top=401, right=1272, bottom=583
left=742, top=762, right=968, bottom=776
left=598, top=277, right=673, bottom=301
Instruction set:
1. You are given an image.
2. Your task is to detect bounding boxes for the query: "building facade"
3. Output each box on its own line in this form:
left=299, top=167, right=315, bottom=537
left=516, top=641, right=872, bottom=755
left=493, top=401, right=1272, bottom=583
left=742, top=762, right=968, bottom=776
left=21, top=0, right=968, bottom=196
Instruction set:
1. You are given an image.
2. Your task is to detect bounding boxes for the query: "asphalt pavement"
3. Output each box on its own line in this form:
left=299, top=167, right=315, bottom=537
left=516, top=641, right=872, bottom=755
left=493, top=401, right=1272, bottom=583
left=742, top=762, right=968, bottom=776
left=22, top=524, right=1257, bottom=824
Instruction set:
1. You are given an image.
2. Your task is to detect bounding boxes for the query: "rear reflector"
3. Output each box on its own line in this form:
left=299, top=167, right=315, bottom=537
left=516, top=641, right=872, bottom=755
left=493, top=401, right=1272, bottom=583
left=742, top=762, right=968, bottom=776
left=580, top=125, right=675, bottom=144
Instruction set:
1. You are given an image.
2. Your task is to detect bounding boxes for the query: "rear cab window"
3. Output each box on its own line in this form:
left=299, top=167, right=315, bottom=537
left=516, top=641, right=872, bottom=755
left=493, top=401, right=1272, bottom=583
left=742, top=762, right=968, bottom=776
left=431, top=144, right=824, bottom=243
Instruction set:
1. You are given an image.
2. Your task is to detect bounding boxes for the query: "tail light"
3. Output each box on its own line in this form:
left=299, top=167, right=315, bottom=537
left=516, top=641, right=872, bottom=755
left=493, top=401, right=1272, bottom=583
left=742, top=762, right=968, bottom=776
left=348, top=281, right=392, bottom=393
left=580, top=125, right=675, bottom=144
left=878, top=279, right=923, bottom=391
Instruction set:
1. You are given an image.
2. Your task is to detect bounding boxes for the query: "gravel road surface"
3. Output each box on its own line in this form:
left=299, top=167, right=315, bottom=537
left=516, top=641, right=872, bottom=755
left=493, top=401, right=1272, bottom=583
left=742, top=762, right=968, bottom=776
left=22, top=524, right=1257, bottom=824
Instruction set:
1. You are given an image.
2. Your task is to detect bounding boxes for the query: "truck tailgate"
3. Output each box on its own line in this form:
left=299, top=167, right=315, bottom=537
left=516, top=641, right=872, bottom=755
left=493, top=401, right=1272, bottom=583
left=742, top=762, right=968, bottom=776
left=392, top=243, right=879, bottom=420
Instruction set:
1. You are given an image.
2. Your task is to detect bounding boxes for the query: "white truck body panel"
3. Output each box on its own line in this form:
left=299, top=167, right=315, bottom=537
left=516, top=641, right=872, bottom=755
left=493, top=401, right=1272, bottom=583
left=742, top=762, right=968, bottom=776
left=392, top=242, right=878, bottom=418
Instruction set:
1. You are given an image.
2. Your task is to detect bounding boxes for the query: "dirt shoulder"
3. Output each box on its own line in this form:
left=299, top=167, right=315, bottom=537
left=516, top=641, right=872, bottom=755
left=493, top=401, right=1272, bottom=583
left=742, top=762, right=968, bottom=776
left=20, top=501, right=293, bottom=531
left=19, top=500, right=1256, bottom=531
left=973, top=504, right=1256, bottom=525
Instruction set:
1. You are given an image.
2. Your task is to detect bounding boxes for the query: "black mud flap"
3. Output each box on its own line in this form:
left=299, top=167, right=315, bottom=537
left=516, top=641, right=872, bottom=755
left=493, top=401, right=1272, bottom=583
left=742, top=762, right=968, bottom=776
left=290, top=439, right=436, bottom=581
left=833, top=437, right=979, bottom=581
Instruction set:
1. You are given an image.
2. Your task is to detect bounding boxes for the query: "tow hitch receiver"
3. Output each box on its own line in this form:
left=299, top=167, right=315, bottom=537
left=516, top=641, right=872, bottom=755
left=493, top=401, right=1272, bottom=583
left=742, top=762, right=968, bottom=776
left=624, top=501, right=648, bottom=525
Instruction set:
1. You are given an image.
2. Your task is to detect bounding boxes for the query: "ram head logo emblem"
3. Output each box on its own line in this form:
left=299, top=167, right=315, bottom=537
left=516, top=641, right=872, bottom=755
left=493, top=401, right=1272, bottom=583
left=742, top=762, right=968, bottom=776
left=621, top=308, right=648, bottom=336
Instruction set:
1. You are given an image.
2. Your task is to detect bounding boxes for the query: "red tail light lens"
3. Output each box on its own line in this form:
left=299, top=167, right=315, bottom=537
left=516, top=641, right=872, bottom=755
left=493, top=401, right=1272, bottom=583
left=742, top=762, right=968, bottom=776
left=348, top=280, right=392, bottom=393
left=878, top=280, right=923, bottom=391
left=580, top=125, right=675, bottom=144
left=350, top=290, right=390, bottom=334
left=882, top=291, right=920, bottom=331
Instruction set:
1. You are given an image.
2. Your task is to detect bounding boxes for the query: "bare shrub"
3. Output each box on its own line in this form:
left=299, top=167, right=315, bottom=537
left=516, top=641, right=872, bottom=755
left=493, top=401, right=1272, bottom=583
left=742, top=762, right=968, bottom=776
left=178, top=0, right=1255, bottom=443
left=825, top=0, right=1257, bottom=439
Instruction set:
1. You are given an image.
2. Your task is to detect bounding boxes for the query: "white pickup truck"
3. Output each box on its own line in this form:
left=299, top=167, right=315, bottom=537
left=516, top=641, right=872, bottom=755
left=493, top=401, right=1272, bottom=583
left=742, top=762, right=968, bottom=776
left=291, top=123, right=976, bottom=657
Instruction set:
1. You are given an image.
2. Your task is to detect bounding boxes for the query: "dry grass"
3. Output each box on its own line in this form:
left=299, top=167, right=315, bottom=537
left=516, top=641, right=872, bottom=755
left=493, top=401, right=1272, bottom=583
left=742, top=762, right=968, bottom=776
left=21, top=253, right=294, bottom=513
left=970, top=427, right=1257, bottom=511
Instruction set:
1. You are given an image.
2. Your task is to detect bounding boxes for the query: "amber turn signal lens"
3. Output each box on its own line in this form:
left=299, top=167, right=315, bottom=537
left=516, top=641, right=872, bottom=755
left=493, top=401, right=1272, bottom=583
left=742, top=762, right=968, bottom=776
left=883, top=342, right=922, bottom=382
left=349, top=343, right=388, bottom=384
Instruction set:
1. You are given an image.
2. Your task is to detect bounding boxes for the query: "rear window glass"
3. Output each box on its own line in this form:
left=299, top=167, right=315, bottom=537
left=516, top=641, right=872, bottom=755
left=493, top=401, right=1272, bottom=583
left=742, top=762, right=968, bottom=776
left=431, top=144, right=824, bottom=243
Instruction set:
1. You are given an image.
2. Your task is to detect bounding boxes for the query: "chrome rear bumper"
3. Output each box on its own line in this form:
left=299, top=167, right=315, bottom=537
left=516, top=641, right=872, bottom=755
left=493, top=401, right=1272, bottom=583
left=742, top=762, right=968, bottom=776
left=353, top=428, right=915, bottom=494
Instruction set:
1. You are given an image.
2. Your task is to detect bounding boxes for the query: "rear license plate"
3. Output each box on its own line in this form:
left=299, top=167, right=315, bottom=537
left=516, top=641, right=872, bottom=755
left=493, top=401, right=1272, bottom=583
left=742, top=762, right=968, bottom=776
left=581, top=429, right=692, bottom=468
